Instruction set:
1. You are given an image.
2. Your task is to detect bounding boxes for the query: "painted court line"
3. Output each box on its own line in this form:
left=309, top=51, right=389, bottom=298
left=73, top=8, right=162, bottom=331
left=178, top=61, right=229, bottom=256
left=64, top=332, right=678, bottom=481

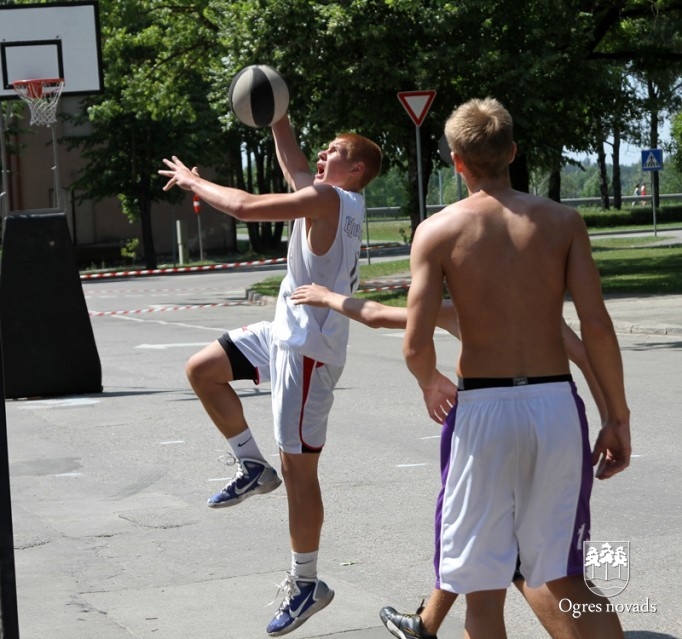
left=137, top=343, right=210, bottom=350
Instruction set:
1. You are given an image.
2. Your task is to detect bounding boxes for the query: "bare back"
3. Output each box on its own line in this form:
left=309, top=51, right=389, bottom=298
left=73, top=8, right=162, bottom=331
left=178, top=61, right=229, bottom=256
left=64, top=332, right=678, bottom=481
left=419, top=189, right=581, bottom=378
left=405, top=97, right=629, bottom=478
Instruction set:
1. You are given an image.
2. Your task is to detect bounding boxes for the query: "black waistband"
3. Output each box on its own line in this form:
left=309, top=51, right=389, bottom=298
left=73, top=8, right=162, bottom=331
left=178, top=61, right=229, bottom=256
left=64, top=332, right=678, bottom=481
left=458, top=374, right=573, bottom=391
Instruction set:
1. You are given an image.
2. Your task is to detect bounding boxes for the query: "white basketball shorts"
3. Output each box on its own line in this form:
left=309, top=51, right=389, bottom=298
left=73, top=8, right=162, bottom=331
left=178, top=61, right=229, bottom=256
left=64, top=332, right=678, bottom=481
left=225, top=322, right=343, bottom=454
left=434, top=381, right=593, bottom=593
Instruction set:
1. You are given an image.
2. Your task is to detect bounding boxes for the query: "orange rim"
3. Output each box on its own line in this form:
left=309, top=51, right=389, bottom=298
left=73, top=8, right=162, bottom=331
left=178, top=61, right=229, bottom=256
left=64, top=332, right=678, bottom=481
left=13, top=78, right=64, bottom=99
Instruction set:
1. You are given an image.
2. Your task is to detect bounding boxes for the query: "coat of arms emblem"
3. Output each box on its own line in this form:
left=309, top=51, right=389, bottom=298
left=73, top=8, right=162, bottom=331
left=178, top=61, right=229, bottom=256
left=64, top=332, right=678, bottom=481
left=583, top=541, right=630, bottom=597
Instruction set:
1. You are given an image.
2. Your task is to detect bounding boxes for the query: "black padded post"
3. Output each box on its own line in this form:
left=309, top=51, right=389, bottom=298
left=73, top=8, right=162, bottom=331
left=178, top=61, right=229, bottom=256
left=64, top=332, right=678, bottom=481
left=0, top=212, right=102, bottom=399
left=0, top=328, right=20, bottom=637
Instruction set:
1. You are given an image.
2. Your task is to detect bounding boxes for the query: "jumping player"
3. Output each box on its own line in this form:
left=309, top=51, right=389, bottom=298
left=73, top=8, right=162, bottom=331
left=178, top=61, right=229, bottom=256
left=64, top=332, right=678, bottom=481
left=159, top=114, right=381, bottom=636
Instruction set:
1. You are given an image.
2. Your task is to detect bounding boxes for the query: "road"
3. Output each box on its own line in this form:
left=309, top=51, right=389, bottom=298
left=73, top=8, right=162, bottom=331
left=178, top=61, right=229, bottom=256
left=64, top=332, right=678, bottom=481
left=2, top=258, right=681, bottom=638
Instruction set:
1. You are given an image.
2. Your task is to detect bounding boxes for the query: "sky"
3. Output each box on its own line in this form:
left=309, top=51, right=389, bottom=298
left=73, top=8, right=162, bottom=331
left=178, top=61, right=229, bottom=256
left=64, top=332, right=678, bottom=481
left=570, top=119, right=672, bottom=168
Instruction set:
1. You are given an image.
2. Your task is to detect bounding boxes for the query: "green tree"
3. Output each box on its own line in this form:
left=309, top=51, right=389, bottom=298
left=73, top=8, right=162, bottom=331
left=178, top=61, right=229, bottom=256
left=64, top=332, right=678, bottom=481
left=66, top=0, right=682, bottom=258
left=365, top=166, right=410, bottom=210
left=588, top=1, right=682, bottom=207
left=67, top=0, right=230, bottom=269
left=669, top=113, right=682, bottom=175
left=209, top=0, right=459, bottom=239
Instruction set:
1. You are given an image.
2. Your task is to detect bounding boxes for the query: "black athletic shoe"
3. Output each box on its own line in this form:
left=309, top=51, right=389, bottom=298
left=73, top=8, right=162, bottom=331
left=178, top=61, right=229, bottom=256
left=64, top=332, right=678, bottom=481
left=380, top=601, right=438, bottom=639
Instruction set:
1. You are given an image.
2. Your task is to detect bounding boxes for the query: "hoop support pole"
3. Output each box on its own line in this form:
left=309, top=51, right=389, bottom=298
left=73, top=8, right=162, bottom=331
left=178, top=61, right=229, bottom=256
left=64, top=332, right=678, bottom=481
left=0, top=104, right=11, bottom=218
left=49, top=123, right=64, bottom=211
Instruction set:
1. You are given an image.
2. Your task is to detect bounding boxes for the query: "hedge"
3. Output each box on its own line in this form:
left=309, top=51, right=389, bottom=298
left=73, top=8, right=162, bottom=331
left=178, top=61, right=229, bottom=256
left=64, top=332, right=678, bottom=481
left=581, top=205, right=682, bottom=228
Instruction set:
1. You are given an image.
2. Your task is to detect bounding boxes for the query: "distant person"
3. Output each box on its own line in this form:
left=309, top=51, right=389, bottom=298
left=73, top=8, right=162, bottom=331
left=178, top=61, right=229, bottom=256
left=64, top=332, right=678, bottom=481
left=632, top=183, right=641, bottom=197
left=402, top=97, right=631, bottom=638
left=159, top=114, right=382, bottom=636
left=640, top=182, right=647, bottom=205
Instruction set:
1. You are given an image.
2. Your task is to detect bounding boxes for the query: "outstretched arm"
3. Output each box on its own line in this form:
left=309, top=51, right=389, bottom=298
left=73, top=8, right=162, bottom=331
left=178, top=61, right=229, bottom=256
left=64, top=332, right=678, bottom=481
left=159, top=156, right=337, bottom=223
left=159, top=114, right=320, bottom=219
left=291, top=284, right=461, bottom=336
left=291, top=284, right=407, bottom=328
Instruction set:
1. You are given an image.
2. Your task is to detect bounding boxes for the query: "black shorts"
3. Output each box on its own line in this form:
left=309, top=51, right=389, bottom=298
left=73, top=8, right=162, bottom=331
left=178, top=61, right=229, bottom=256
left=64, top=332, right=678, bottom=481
left=217, top=334, right=258, bottom=383
left=512, top=555, right=524, bottom=582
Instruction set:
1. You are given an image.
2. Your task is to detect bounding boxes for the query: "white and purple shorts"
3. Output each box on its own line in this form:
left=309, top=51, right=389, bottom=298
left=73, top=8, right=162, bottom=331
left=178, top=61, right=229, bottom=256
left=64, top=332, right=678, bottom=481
left=434, top=378, right=593, bottom=593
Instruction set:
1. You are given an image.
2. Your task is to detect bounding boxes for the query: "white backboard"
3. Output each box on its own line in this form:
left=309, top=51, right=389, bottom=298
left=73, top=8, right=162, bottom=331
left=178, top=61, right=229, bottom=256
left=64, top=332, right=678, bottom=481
left=0, top=1, right=103, bottom=100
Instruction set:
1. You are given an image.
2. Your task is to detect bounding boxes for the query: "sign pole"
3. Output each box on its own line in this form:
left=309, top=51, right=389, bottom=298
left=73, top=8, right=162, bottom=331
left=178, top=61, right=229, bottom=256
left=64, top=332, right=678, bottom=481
left=363, top=189, right=371, bottom=265
left=641, top=148, right=663, bottom=238
left=398, top=91, right=436, bottom=224
left=415, top=125, right=425, bottom=222
left=193, top=195, right=204, bottom=262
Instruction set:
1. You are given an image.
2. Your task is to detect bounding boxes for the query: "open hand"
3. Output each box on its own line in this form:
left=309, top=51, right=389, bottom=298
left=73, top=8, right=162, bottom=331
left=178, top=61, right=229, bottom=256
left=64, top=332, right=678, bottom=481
left=290, top=284, right=330, bottom=307
left=159, top=156, right=200, bottom=192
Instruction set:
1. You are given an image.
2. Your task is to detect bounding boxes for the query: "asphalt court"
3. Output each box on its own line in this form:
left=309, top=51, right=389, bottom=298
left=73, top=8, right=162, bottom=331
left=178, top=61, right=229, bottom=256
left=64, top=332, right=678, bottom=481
left=4, top=268, right=682, bottom=638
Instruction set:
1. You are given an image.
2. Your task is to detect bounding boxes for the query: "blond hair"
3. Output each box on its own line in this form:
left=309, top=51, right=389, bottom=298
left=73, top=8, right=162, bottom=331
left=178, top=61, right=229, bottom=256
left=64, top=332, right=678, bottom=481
left=337, top=133, right=382, bottom=189
left=444, top=98, right=514, bottom=179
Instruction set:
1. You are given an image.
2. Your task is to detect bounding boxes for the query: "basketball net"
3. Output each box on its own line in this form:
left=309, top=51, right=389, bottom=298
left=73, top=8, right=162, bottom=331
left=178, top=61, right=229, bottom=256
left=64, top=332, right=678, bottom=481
left=13, top=78, right=65, bottom=127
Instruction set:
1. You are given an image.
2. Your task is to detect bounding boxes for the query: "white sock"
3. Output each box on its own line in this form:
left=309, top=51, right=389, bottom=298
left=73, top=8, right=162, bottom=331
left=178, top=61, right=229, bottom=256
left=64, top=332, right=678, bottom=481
left=227, top=428, right=266, bottom=463
left=291, top=550, right=318, bottom=580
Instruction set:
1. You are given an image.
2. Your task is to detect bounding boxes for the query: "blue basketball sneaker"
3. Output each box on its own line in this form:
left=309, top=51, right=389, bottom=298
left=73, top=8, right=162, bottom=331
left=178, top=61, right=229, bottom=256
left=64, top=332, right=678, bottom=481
left=207, top=457, right=282, bottom=508
left=266, top=573, right=335, bottom=636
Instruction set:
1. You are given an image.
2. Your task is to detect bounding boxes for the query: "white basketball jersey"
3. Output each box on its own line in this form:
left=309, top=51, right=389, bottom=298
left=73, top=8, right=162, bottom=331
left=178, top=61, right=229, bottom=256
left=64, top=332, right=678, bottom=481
left=272, top=187, right=364, bottom=366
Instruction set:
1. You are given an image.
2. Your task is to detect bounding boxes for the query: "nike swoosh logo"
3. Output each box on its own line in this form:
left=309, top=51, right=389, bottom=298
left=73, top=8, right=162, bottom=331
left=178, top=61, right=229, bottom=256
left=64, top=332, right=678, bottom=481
left=289, top=592, right=313, bottom=618
left=237, top=437, right=253, bottom=447
left=234, top=476, right=259, bottom=495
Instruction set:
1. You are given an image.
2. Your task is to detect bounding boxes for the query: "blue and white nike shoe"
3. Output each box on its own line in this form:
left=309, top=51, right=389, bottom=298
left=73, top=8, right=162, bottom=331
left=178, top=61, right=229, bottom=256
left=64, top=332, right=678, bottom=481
left=266, top=573, right=335, bottom=636
left=207, top=457, right=282, bottom=508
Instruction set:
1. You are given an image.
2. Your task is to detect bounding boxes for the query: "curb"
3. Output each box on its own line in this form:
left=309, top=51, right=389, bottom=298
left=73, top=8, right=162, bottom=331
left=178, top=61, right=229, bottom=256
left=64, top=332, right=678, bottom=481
left=609, top=321, right=682, bottom=337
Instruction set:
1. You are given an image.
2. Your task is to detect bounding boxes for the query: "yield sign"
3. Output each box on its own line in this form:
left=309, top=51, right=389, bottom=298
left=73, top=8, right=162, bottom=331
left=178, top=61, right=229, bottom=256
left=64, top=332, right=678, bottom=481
left=398, top=90, right=436, bottom=127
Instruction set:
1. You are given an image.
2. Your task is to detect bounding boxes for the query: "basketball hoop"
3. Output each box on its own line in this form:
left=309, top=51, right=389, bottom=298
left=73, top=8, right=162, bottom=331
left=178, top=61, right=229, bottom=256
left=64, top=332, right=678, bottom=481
left=13, top=78, right=65, bottom=126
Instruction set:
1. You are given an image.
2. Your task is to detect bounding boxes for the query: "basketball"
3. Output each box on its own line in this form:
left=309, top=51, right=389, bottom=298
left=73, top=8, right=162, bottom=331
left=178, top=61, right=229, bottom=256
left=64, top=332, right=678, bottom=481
left=228, top=64, right=289, bottom=128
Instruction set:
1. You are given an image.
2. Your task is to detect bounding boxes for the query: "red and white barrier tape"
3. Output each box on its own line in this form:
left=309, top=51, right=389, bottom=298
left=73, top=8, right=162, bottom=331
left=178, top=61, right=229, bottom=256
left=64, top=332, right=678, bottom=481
left=90, top=284, right=410, bottom=317
left=80, top=243, right=405, bottom=281
left=363, top=242, right=406, bottom=252
left=81, top=257, right=288, bottom=280
left=357, top=283, right=410, bottom=293
left=89, top=301, right=255, bottom=317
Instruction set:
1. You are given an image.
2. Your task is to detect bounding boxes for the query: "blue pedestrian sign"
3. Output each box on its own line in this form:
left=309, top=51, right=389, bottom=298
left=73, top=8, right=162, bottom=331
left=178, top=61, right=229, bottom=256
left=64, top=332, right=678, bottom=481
left=641, top=149, right=663, bottom=172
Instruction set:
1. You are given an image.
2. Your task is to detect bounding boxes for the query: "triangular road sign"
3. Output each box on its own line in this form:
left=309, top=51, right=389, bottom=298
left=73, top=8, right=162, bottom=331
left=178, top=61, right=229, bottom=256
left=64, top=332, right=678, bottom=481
left=398, top=90, right=436, bottom=127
